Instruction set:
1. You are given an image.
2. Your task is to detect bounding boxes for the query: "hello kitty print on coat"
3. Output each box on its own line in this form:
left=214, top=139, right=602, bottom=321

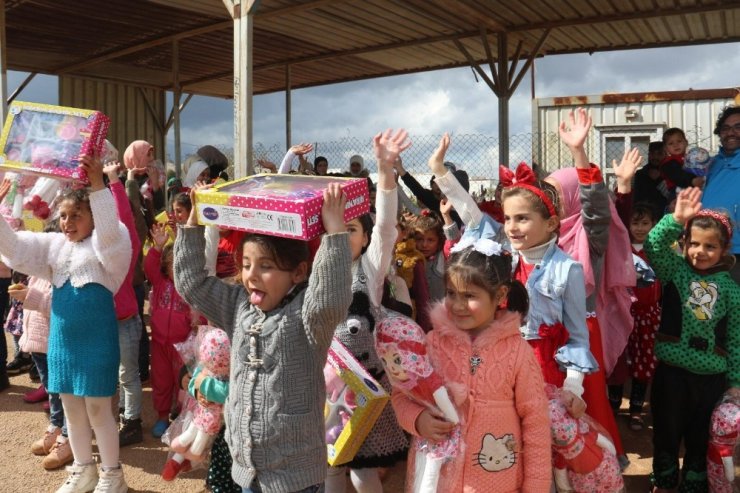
left=391, top=302, right=551, bottom=492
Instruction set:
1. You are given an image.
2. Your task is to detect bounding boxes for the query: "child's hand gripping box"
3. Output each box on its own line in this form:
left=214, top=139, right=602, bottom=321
left=324, top=338, right=389, bottom=466
left=194, top=174, right=369, bottom=240
left=0, top=101, right=110, bottom=184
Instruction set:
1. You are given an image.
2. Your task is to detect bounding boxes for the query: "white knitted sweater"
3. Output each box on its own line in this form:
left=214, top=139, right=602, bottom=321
left=0, top=188, right=131, bottom=295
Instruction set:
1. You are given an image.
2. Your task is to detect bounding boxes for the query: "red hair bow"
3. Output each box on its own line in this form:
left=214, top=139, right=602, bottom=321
left=499, top=162, right=537, bottom=187
left=499, top=163, right=557, bottom=217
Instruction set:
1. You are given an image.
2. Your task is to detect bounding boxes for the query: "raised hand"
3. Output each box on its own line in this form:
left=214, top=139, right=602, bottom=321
left=289, top=143, right=314, bottom=156
left=613, top=147, right=643, bottom=193
left=373, top=128, right=412, bottom=171
left=428, top=133, right=451, bottom=177
left=673, top=187, right=702, bottom=225
left=79, top=153, right=105, bottom=191
left=256, top=159, right=277, bottom=173
left=103, top=161, right=123, bottom=184
left=558, top=108, right=592, bottom=149
left=321, top=183, right=347, bottom=235
left=150, top=222, right=169, bottom=251
left=187, top=181, right=213, bottom=227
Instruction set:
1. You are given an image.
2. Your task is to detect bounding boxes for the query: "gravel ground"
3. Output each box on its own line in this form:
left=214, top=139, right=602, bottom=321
left=0, top=331, right=654, bottom=492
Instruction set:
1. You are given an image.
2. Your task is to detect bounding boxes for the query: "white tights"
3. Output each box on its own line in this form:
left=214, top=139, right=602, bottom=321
left=61, top=394, right=119, bottom=468
left=325, top=466, right=383, bottom=493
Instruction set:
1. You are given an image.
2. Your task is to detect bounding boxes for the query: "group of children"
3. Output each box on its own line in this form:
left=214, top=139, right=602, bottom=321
left=0, top=106, right=738, bottom=493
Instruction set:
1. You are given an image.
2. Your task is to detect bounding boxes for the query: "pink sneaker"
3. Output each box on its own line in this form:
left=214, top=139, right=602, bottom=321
left=23, top=385, right=48, bottom=404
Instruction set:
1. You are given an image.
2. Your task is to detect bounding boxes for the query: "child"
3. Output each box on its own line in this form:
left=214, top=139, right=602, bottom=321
left=146, top=223, right=202, bottom=438
left=391, top=238, right=551, bottom=491
left=660, top=127, right=704, bottom=201
left=15, top=268, right=73, bottom=470
left=174, top=180, right=353, bottom=492
left=410, top=214, right=446, bottom=303
left=645, top=187, right=740, bottom=493
left=0, top=154, right=133, bottom=492
left=325, top=129, right=411, bottom=493
left=545, top=109, right=634, bottom=459
left=105, top=163, right=145, bottom=448
left=5, top=272, right=32, bottom=376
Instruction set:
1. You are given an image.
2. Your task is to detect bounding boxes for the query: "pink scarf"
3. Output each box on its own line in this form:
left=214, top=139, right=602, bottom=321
left=548, top=167, right=635, bottom=374
left=123, top=140, right=154, bottom=171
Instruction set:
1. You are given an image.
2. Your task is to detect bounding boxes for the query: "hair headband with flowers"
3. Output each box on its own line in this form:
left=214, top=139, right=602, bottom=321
left=692, top=209, right=733, bottom=240
left=499, top=163, right=557, bottom=217
left=450, top=236, right=506, bottom=257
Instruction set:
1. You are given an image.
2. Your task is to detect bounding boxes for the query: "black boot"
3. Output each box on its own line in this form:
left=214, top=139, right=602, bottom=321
left=119, top=417, right=143, bottom=447
left=6, top=353, right=33, bottom=375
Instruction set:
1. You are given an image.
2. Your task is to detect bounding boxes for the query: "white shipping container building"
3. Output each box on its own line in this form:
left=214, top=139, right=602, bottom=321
left=532, top=88, right=738, bottom=189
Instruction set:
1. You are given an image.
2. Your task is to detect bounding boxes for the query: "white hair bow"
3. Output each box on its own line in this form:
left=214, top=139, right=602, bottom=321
left=450, top=236, right=504, bottom=256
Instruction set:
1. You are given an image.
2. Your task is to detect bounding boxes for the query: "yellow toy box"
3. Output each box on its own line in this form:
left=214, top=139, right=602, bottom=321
left=324, top=338, right=389, bottom=466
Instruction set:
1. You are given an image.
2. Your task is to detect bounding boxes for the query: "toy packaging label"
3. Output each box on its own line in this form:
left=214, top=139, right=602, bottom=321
left=0, top=101, right=111, bottom=183
left=325, top=338, right=388, bottom=466
left=195, top=174, right=369, bottom=240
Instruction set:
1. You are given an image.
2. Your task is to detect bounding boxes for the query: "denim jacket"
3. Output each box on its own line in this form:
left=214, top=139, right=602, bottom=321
left=513, top=240, right=599, bottom=374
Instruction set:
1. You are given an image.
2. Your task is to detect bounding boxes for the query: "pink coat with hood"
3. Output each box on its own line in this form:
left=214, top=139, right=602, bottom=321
left=18, top=276, right=52, bottom=354
left=391, top=303, right=552, bottom=493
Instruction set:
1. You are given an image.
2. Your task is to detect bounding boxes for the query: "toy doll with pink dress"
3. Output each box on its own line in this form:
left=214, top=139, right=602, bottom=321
left=375, top=312, right=460, bottom=493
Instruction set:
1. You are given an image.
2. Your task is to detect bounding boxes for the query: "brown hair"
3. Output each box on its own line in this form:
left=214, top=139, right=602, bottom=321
left=687, top=211, right=733, bottom=250
left=59, top=188, right=91, bottom=212
left=500, top=179, right=561, bottom=220
left=411, top=214, right=444, bottom=247
left=160, top=243, right=174, bottom=278
left=240, top=233, right=309, bottom=272
left=662, top=127, right=687, bottom=144
left=446, top=246, right=528, bottom=316
left=172, top=192, right=192, bottom=213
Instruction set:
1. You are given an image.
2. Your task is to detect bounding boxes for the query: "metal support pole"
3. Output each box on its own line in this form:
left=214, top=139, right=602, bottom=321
left=497, top=32, right=510, bottom=166
left=172, top=39, right=182, bottom=180
left=0, top=0, right=7, bottom=121
left=285, top=64, right=291, bottom=149
left=232, top=1, right=260, bottom=178
left=7, top=72, right=36, bottom=105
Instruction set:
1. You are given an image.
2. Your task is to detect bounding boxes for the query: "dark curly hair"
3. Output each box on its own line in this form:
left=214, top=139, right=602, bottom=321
left=714, top=105, right=740, bottom=135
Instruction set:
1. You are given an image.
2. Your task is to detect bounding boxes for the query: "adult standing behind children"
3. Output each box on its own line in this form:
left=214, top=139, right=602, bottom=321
left=0, top=154, right=132, bottom=493
left=702, top=105, right=740, bottom=283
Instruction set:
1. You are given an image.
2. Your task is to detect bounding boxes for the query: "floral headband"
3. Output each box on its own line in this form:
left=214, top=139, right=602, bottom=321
left=693, top=209, right=733, bottom=240
left=450, top=236, right=505, bottom=256
left=499, top=163, right=557, bottom=217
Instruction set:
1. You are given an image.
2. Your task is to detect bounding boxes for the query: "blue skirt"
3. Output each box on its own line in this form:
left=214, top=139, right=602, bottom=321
left=48, top=281, right=119, bottom=397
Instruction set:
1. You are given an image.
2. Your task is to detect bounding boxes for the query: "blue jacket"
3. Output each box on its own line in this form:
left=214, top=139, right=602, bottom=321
left=513, top=240, right=599, bottom=374
left=703, top=147, right=740, bottom=254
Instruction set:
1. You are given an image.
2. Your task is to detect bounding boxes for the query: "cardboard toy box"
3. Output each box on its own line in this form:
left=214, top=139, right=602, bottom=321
left=324, top=338, right=389, bottom=466
left=0, top=101, right=110, bottom=183
left=194, top=174, right=369, bottom=240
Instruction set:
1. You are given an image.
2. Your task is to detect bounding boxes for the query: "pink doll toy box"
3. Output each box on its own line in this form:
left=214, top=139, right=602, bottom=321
left=324, top=337, right=389, bottom=466
left=0, top=101, right=110, bottom=184
left=194, top=173, right=369, bottom=240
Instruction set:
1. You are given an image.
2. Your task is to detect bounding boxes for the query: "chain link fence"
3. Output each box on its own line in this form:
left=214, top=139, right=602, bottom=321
left=182, top=128, right=722, bottom=197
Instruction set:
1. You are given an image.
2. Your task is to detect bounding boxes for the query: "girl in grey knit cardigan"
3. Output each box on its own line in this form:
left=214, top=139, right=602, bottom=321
left=174, top=183, right=353, bottom=493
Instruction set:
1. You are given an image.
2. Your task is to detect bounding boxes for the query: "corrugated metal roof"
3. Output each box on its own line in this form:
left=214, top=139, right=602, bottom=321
left=5, top=0, right=740, bottom=98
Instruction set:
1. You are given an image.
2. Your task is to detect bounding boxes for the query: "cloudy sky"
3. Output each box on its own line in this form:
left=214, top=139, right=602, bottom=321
left=7, top=41, right=740, bottom=170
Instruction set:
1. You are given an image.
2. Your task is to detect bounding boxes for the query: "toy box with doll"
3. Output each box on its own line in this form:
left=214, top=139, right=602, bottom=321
left=324, top=337, right=389, bottom=466
left=0, top=101, right=110, bottom=184
left=194, top=174, right=369, bottom=240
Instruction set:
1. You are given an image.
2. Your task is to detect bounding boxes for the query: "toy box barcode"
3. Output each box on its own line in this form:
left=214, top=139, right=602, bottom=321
left=194, top=174, right=370, bottom=240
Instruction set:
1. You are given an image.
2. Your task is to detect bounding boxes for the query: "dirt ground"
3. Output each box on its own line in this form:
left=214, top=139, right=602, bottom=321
left=0, top=330, right=655, bottom=492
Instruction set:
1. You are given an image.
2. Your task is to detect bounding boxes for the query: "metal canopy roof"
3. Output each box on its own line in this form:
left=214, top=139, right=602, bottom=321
left=5, top=0, right=740, bottom=99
